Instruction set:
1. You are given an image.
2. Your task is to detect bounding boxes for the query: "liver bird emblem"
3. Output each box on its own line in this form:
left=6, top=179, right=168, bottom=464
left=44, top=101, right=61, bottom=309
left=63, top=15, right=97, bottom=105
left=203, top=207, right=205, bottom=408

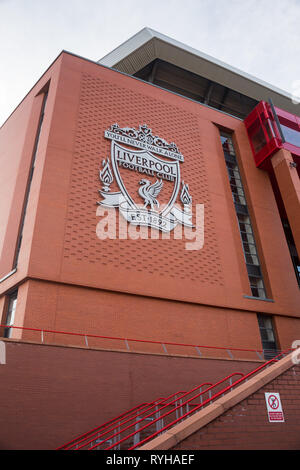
left=138, top=178, right=164, bottom=211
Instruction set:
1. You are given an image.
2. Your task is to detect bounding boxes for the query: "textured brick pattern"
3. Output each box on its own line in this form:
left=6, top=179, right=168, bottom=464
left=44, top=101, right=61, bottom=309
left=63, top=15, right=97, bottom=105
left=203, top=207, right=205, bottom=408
left=0, top=341, right=258, bottom=449
left=63, top=73, right=223, bottom=284
left=172, top=365, right=300, bottom=450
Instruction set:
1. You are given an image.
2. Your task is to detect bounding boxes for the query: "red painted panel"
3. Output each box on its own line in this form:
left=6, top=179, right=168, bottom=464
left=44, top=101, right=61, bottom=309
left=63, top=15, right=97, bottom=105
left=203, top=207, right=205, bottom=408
left=244, top=101, right=300, bottom=168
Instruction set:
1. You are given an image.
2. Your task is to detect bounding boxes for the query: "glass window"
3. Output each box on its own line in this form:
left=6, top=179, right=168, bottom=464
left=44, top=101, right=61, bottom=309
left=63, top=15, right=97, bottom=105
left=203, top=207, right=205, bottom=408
left=249, top=277, right=266, bottom=298
left=247, top=112, right=276, bottom=156
left=4, top=291, right=18, bottom=338
left=13, top=92, right=48, bottom=269
left=250, top=126, right=267, bottom=153
left=282, top=219, right=300, bottom=287
left=220, top=132, right=267, bottom=298
left=257, top=314, right=278, bottom=359
left=280, top=123, right=300, bottom=148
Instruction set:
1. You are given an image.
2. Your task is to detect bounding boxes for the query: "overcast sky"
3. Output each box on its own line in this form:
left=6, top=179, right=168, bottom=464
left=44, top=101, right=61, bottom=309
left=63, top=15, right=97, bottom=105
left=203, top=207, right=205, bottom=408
left=1, top=0, right=300, bottom=126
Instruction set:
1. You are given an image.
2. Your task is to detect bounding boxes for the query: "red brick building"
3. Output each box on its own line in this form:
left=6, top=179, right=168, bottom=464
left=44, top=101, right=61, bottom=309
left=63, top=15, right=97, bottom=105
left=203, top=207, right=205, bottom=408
left=0, top=28, right=299, bottom=449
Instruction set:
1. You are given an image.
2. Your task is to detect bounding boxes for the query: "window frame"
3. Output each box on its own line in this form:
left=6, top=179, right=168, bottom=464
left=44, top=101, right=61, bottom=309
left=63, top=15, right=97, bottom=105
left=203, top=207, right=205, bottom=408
left=219, top=130, right=267, bottom=299
left=257, top=314, right=279, bottom=359
left=3, top=290, right=18, bottom=339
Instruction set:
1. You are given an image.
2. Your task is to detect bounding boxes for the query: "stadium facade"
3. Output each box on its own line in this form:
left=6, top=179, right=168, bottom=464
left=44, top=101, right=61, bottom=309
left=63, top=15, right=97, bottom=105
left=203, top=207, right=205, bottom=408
left=0, top=28, right=299, bottom=450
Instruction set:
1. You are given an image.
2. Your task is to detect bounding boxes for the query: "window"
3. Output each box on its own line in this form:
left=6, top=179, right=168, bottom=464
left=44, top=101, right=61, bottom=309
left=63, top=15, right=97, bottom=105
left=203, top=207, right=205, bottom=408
left=4, top=291, right=18, bottom=338
left=279, top=123, right=300, bottom=148
left=219, top=131, right=267, bottom=299
left=257, top=314, right=278, bottom=360
left=13, top=91, right=48, bottom=269
left=248, top=124, right=267, bottom=154
left=282, top=219, right=300, bottom=287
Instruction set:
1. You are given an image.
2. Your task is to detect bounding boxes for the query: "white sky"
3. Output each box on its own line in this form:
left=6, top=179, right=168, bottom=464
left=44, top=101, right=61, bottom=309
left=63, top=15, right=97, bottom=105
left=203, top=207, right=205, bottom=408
left=1, top=0, right=300, bottom=126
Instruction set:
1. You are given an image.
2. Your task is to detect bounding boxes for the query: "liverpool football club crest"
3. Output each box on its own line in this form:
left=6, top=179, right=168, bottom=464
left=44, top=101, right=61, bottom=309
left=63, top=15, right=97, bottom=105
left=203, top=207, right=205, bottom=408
left=98, top=123, right=194, bottom=232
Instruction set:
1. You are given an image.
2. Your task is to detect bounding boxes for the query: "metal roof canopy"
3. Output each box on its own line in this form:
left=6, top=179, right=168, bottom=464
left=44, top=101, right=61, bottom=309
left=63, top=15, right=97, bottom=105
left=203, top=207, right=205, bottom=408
left=99, top=27, right=300, bottom=117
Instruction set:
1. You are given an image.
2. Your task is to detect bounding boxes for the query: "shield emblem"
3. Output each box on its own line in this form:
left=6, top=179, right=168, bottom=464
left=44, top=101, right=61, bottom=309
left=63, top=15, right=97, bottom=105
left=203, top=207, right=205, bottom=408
left=111, top=141, right=180, bottom=218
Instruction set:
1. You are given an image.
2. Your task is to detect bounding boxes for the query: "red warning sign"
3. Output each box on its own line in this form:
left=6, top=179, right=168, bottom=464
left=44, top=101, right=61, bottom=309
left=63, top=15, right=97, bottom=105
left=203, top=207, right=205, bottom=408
left=265, top=393, right=284, bottom=422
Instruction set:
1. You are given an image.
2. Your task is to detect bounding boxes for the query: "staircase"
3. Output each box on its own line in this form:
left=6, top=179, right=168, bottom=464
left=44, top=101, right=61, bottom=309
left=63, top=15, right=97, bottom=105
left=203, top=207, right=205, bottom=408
left=57, top=350, right=292, bottom=450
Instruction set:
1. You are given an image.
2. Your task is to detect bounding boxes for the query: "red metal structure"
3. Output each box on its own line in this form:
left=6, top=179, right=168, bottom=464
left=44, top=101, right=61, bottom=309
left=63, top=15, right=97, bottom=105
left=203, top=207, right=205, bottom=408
left=244, top=100, right=300, bottom=173
left=57, top=350, right=291, bottom=450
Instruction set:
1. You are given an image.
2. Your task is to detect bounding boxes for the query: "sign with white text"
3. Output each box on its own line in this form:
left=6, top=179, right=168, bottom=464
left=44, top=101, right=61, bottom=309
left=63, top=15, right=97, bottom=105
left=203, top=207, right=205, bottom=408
left=265, top=392, right=284, bottom=422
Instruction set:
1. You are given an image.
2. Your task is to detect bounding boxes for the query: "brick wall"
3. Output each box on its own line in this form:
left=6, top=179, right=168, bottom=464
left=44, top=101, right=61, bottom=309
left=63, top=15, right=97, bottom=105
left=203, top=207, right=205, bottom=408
left=172, top=364, right=300, bottom=450
left=0, top=340, right=261, bottom=450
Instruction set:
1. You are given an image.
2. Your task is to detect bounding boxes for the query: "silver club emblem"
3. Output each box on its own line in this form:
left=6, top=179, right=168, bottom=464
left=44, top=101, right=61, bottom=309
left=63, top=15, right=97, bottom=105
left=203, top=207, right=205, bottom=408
left=98, top=123, right=194, bottom=232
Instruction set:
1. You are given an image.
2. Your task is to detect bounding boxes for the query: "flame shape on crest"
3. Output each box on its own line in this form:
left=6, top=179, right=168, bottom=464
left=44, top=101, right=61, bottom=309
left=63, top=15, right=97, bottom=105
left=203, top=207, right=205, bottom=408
left=180, top=181, right=192, bottom=206
left=100, top=158, right=113, bottom=192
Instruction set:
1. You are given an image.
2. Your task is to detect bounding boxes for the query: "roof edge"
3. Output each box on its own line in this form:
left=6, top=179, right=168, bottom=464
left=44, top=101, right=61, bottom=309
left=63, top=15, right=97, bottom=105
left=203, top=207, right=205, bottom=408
left=98, top=27, right=293, bottom=102
left=98, top=27, right=155, bottom=66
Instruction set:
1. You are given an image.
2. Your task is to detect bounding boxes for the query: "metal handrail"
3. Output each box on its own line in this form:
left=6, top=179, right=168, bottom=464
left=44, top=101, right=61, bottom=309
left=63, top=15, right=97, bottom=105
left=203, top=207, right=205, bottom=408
left=67, top=398, right=172, bottom=450
left=60, top=389, right=191, bottom=450
left=0, top=323, right=270, bottom=360
left=56, top=401, right=157, bottom=450
left=57, top=349, right=291, bottom=450
left=98, top=350, right=290, bottom=450
left=61, top=383, right=208, bottom=450
left=74, top=384, right=213, bottom=450
left=128, top=350, right=291, bottom=449
left=90, top=372, right=243, bottom=450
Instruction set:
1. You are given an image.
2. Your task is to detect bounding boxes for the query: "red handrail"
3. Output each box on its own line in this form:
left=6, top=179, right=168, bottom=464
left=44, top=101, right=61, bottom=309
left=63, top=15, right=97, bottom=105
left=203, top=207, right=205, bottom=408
left=100, top=374, right=242, bottom=451
left=0, top=324, right=267, bottom=357
left=128, top=350, right=291, bottom=449
left=59, top=388, right=193, bottom=450
left=98, top=351, right=290, bottom=450
left=74, top=384, right=213, bottom=450
left=56, top=401, right=157, bottom=450
left=67, top=397, right=175, bottom=450
left=57, top=349, right=291, bottom=450
left=61, top=378, right=219, bottom=450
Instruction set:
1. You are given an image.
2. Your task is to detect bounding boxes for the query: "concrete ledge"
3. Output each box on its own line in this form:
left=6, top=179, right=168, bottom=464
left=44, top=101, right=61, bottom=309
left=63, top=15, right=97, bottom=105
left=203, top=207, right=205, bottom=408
left=138, top=352, right=296, bottom=450
left=0, top=337, right=263, bottom=363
